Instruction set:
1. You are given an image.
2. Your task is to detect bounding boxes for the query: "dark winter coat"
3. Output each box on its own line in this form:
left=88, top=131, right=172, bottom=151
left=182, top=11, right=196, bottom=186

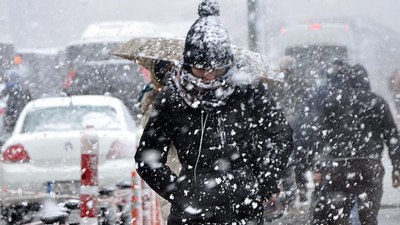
left=1, top=84, right=32, bottom=133
left=135, top=80, right=293, bottom=224
left=314, top=78, right=400, bottom=174
left=309, top=71, right=399, bottom=225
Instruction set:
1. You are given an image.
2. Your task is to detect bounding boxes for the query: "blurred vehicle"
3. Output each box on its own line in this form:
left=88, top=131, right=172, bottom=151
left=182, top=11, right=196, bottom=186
left=0, top=95, right=137, bottom=194
left=63, top=59, right=145, bottom=122
left=62, top=39, right=123, bottom=65
left=278, top=23, right=355, bottom=52
left=59, top=39, right=147, bottom=119
left=0, top=95, right=137, bottom=223
left=60, top=39, right=124, bottom=82
left=14, top=48, right=64, bottom=98
left=81, top=20, right=190, bottom=41
left=271, top=23, right=356, bottom=86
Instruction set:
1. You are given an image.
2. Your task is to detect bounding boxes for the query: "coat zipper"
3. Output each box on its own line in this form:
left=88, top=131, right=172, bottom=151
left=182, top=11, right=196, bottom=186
left=194, top=111, right=209, bottom=183
left=194, top=112, right=234, bottom=223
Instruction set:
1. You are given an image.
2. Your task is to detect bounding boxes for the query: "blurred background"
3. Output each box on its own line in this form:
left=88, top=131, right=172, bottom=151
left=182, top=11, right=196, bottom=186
left=1, top=1, right=400, bottom=224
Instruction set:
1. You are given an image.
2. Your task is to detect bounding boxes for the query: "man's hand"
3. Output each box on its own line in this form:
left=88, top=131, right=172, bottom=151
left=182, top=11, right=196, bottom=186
left=263, top=193, right=284, bottom=220
left=393, top=171, right=400, bottom=188
left=268, top=193, right=278, bottom=204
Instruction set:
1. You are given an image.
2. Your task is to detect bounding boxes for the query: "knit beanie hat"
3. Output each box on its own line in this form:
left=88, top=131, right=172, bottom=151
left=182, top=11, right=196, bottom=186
left=183, top=0, right=234, bottom=70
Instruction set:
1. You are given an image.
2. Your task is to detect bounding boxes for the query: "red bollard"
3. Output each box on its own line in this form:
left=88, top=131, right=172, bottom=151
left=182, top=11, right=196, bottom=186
left=80, top=126, right=99, bottom=225
left=154, top=197, right=163, bottom=225
left=150, top=191, right=156, bottom=225
left=131, top=170, right=143, bottom=225
left=141, top=181, right=151, bottom=225
left=140, top=181, right=164, bottom=225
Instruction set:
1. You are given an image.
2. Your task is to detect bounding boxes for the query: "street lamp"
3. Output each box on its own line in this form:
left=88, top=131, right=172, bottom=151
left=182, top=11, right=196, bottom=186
left=247, top=0, right=258, bottom=52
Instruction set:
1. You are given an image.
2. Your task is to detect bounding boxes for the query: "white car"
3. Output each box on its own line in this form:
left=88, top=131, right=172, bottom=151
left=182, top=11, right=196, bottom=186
left=0, top=95, right=137, bottom=195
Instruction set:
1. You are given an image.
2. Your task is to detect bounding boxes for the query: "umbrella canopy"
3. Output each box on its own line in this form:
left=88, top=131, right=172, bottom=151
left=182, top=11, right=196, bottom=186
left=112, top=37, right=281, bottom=86
left=232, top=46, right=280, bottom=85
left=112, top=37, right=184, bottom=73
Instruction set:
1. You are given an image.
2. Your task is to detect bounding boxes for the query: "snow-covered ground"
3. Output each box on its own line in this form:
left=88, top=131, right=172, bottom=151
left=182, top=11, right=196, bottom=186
left=381, top=150, right=400, bottom=207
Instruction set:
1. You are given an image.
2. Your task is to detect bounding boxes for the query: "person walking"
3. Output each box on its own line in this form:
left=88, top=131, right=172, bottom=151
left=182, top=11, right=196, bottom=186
left=136, top=59, right=181, bottom=223
left=0, top=69, right=32, bottom=133
left=134, top=0, right=294, bottom=224
left=310, top=62, right=400, bottom=225
left=275, top=56, right=315, bottom=204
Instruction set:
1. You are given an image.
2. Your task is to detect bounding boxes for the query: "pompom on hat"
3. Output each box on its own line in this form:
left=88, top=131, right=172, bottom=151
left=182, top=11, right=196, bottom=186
left=183, top=0, right=234, bottom=70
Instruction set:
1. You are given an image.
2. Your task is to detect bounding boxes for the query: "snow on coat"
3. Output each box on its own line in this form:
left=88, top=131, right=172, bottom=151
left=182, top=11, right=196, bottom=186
left=135, top=77, right=293, bottom=224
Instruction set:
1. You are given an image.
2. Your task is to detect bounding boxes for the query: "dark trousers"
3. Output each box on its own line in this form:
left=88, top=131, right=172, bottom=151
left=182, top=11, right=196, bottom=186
left=280, top=164, right=297, bottom=207
left=310, top=160, right=384, bottom=225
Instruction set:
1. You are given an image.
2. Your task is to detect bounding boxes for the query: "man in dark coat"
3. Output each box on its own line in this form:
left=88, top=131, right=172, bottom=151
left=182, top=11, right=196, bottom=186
left=276, top=56, right=315, bottom=204
left=0, top=69, right=32, bottom=133
left=310, top=62, right=400, bottom=225
left=134, top=1, right=293, bottom=224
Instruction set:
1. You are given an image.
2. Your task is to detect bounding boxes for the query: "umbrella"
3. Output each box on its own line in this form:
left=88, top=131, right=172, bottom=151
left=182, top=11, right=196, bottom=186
left=112, top=37, right=184, bottom=74
left=232, top=46, right=281, bottom=86
left=112, top=37, right=281, bottom=86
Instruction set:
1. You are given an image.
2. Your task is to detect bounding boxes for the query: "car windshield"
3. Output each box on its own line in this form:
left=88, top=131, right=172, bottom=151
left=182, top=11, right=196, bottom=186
left=22, top=105, right=122, bottom=133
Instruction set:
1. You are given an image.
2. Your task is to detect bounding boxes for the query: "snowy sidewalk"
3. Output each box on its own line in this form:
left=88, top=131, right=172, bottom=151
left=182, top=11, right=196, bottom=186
left=380, top=153, right=400, bottom=207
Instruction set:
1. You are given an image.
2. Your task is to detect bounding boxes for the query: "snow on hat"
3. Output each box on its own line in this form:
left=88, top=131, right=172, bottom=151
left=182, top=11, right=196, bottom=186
left=183, top=0, right=234, bottom=70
